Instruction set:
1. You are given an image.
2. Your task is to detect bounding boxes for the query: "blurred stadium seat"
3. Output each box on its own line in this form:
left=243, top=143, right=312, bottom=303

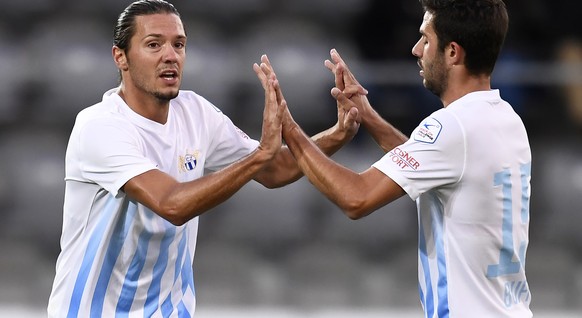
left=180, top=19, right=239, bottom=113
left=233, top=17, right=340, bottom=130
left=22, top=18, right=117, bottom=125
left=0, top=127, right=67, bottom=249
left=198, top=178, right=318, bottom=257
left=281, top=241, right=366, bottom=308
left=0, top=32, right=28, bottom=125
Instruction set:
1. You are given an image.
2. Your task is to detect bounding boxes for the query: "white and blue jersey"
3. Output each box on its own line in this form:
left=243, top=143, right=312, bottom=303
left=373, top=90, right=533, bottom=317
left=48, top=88, right=259, bottom=318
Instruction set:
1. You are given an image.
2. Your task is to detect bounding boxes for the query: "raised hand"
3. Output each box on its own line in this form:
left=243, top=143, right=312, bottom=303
left=325, top=49, right=374, bottom=123
left=325, top=49, right=368, bottom=96
left=255, top=55, right=285, bottom=106
left=253, top=55, right=286, bottom=158
left=326, top=49, right=408, bottom=152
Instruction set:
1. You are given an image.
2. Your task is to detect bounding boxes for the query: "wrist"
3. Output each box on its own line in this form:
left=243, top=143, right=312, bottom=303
left=254, top=144, right=277, bottom=164
left=331, top=122, right=353, bottom=142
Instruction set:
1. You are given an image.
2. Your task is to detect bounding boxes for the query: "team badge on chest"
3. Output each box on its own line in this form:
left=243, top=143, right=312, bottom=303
left=179, top=150, right=200, bottom=173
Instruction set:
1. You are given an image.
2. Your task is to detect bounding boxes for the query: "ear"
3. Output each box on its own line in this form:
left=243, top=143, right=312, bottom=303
left=112, top=46, right=129, bottom=71
left=447, top=41, right=465, bottom=66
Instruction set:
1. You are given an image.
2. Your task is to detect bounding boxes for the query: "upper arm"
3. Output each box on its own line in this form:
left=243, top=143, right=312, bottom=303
left=372, top=111, right=465, bottom=200
left=122, top=169, right=179, bottom=219
left=78, top=117, right=157, bottom=196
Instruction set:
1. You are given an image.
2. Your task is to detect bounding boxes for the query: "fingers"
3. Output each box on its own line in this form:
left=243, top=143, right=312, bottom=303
left=347, top=106, right=359, bottom=121
left=259, top=56, right=286, bottom=126
left=253, top=63, right=269, bottom=90
left=331, top=87, right=357, bottom=111
left=324, top=59, right=335, bottom=72
left=330, top=48, right=341, bottom=63
left=327, top=48, right=364, bottom=92
left=344, top=106, right=360, bottom=131
left=330, top=87, right=343, bottom=99
left=258, top=77, right=284, bottom=157
left=254, top=54, right=275, bottom=83
left=343, top=84, right=369, bottom=97
left=257, top=55, right=285, bottom=105
left=325, top=49, right=345, bottom=91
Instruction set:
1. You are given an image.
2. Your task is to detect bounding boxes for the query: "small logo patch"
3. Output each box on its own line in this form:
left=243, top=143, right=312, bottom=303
left=414, top=117, right=442, bottom=144
left=179, top=150, right=200, bottom=173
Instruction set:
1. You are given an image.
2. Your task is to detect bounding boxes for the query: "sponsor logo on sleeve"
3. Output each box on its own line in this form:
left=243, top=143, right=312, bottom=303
left=414, top=117, right=442, bottom=144
left=388, top=147, right=420, bottom=170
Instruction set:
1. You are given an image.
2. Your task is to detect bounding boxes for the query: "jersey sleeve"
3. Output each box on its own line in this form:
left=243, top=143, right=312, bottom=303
left=204, top=108, right=260, bottom=171
left=77, top=117, right=158, bottom=197
left=372, top=109, right=466, bottom=200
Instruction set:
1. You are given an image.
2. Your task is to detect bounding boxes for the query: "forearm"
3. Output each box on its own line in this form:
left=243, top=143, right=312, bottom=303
left=360, top=106, right=408, bottom=153
left=282, top=118, right=369, bottom=217
left=126, top=148, right=273, bottom=226
left=255, top=122, right=354, bottom=188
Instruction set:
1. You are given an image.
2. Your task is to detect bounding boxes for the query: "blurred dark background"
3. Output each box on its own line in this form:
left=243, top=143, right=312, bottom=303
left=0, top=0, right=581, bottom=316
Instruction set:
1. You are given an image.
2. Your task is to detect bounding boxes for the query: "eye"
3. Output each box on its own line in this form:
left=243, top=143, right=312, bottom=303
left=147, top=42, right=161, bottom=49
left=174, top=42, right=185, bottom=49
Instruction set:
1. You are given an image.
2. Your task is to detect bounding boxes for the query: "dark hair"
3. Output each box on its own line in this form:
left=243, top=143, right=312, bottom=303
left=113, top=0, right=181, bottom=51
left=419, top=0, right=508, bottom=75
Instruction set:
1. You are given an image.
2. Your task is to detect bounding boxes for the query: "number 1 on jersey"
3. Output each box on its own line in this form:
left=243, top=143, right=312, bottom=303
left=487, top=163, right=531, bottom=278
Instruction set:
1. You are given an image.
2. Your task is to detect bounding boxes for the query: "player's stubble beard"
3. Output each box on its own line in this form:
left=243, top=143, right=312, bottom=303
left=127, top=58, right=181, bottom=102
left=423, top=50, right=448, bottom=98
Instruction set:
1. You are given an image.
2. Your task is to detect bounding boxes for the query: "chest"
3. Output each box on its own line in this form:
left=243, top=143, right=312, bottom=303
left=137, top=118, right=209, bottom=181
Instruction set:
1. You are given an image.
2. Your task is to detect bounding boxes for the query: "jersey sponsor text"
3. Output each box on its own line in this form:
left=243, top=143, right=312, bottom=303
left=388, top=147, right=421, bottom=170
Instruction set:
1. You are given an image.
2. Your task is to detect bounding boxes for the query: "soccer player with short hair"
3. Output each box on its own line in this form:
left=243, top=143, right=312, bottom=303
left=260, top=0, right=533, bottom=316
left=46, top=0, right=359, bottom=317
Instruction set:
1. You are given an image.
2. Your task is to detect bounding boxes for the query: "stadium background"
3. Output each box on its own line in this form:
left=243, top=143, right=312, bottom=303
left=0, top=0, right=581, bottom=316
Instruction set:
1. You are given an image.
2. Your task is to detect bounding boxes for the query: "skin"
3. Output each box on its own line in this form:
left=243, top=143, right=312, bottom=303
left=412, top=11, right=491, bottom=106
left=110, top=13, right=359, bottom=225
left=262, top=11, right=493, bottom=220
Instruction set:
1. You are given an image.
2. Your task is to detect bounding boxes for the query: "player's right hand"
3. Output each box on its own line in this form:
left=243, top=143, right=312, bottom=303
left=253, top=55, right=285, bottom=159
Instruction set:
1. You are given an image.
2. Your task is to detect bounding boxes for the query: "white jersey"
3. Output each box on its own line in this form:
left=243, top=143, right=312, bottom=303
left=48, top=88, right=259, bottom=318
left=373, top=90, right=532, bottom=317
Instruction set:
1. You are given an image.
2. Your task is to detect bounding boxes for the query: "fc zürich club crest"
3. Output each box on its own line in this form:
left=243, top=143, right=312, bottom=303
left=179, top=150, right=200, bottom=172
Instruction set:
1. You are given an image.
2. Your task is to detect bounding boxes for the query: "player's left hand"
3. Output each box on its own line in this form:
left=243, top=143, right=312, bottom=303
left=335, top=94, right=360, bottom=139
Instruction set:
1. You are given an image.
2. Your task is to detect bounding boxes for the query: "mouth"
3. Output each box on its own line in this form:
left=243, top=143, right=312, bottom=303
left=417, top=61, right=424, bottom=77
left=159, top=69, right=179, bottom=82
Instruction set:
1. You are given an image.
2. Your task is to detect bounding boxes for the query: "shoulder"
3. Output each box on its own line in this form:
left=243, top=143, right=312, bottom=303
left=412, top=108, right=463, bottom=145
left=171, top=90, right=230, bottom=129
left=173, top=90, right=224, bottom=114
left=71, top=97, right=138, bottom=147
left=74, top=103, right=131, bottom=137
left=75, top=89, right=130, bottom=126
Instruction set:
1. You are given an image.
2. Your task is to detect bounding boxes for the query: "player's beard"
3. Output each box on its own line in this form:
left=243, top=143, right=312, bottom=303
left=153, top=89, right=179, bottom=102
left=423, top=50, right=448, bottom=98
left=132, top=76, right=179, bottom=102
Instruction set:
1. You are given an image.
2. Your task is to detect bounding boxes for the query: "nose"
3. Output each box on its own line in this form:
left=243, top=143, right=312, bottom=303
left=411, top=38, right=422, bottom=58
left=162, top=43, right=179, bottom=63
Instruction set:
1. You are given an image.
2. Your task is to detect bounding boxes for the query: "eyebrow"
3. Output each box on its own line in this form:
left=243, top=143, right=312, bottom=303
left=143, top=33, right=187, bottom=40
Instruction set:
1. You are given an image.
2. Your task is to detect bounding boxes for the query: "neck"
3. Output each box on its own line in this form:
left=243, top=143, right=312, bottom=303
left=118, top=84, right=170, bottom=124
left=441, top=73, right=491, bottom=107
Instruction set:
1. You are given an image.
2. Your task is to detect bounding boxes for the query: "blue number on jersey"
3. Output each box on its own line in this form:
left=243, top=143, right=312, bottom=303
left=486, top=162, right=531, bottom=278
